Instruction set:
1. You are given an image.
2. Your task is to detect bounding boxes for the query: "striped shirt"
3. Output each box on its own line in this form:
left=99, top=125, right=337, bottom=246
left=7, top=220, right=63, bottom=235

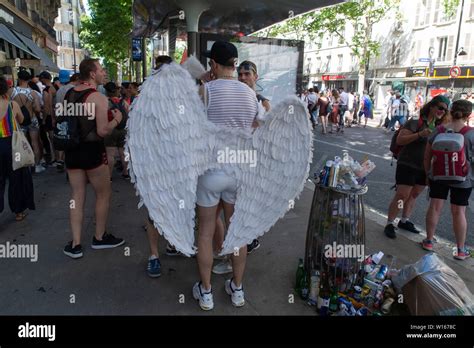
left=205, top=79, right=258, bottom=129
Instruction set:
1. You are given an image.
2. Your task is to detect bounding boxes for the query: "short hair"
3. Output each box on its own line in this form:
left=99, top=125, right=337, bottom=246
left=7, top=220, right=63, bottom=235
left=79, top=58, right=100, bottom=80
left=18, top=70, right=32, bottom=82
left=451, top=99, right=472, bottom=120
left=308, top=88, right=314, bottom=93
left=0, top=76, right=8, bottom=96
left=238, top=60, right=257, bottom=74
left=70, top=73, right=80, bottom=82
left=130, top=82, right=139, bottom=89
left=155, top=55, right=172, bottom=69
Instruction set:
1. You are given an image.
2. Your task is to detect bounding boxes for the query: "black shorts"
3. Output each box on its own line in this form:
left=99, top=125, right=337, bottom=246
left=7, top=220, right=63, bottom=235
left=44, top=115, right=54, bottom=131
left=65, top=141, right=108, bottom=170
left=429, top=180, right=472, bottom=206
left=395, top=164, right=426, bottom=186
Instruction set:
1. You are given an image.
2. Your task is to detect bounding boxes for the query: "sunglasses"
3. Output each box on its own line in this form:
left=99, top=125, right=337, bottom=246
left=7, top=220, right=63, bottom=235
left=436, top=105, right=448, bottom=113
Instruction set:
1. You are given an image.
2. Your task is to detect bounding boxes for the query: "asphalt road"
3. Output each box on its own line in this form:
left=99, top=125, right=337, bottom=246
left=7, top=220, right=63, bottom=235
left=310, top=124, right=474, bottom=247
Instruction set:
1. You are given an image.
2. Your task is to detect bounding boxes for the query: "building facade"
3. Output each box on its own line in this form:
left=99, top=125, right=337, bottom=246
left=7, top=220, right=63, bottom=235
left=54, top=0, right=86, bottom=72
left=263, top=0, right=474, bottom=107
left=0, top=0, right=61, bottom=80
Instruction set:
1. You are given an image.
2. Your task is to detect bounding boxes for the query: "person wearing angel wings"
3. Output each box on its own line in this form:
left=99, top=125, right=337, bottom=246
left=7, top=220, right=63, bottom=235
left=125, top=40, right=313, bottom=311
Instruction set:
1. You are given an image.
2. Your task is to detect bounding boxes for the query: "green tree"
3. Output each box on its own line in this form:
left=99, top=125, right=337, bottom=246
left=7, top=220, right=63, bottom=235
left=255, top=1, right=400, bottom=96
left=79, top=0, right=133, bottom=81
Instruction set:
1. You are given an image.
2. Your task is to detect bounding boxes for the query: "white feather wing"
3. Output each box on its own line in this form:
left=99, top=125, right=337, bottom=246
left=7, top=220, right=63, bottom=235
left=125, top=63, right=212, bottom=256
left=220, top=96, right=313, bottom=255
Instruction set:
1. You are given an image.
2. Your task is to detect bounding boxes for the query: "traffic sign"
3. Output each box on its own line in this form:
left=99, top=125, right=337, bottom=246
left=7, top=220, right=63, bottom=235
left=449, top=66, right=461, bottom=78
left=418, top=58, right=431, bottom=62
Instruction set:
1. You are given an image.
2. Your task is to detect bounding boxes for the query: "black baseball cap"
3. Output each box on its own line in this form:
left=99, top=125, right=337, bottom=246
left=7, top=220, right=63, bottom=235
left=203, top=41, right=238, bottom=67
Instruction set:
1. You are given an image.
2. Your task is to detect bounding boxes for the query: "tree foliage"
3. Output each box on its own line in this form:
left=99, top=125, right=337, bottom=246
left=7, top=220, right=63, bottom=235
left=79, top=0, right=133, bottom=78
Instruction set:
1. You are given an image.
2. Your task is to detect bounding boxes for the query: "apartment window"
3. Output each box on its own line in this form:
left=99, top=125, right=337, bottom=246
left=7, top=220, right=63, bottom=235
left=415, top=0, right=435, bottom=26
left=414, top=40, right=423, bottom=62
left=326, top=55, right=332, bottom=72
left=437, top=36, right=453, bottom=61
left=459, top=33, right=471, bottom=60
left=438, top=37, right=448, bottom=60
left=316, top=57, right=321, bottom=73
left=425, top=0, right=432, bottom=25
left=470, top=0, right=474, bottom=18
left=337, top=54, right=343, bottom=71
left=390, top=43, right=401, bottom=65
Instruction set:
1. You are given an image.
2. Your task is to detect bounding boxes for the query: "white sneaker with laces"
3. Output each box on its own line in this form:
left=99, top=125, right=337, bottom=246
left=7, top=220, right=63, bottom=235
left=225, top=279, right=245, bottom=307
left=35, top=165, right=46, bottom=173
left=212, top=259, right=233, bottom=274
left=192, top=282, right=214, bottom=311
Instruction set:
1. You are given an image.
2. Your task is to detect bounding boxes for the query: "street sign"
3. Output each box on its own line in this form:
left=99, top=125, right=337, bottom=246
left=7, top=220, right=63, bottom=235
left=132, top=38, right=142, bottom=61
left=14, top=58, right=20, bottom=67
left=418, top=58, right=431, bottom=62
left=449, top=66, right=461, bottom=78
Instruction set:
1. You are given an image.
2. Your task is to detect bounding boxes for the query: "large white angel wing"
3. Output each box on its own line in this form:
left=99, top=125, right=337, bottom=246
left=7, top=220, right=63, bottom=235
left=220, top=96, right=313, bottom=255
left=125, top=62, right=212, bottom=256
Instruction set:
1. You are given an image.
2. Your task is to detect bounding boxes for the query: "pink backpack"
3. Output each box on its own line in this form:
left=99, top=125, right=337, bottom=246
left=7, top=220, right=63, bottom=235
left=431, top=125, right=473, bottom=183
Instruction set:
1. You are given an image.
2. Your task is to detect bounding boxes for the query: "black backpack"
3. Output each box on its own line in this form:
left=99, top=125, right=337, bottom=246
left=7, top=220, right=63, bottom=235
left=399, top=97, right=410, bottom=118
left=53, top=88, right=96, bottom=151
left=110, top=98, right=128, bottom=130
left=12, top=92, right=32, bottom=127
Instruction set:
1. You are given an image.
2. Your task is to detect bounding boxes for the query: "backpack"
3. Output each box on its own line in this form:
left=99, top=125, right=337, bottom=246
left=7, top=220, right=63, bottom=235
left=390, top=117, right=424, bottom=161
left=399, top=97, right=409, bottom=118
left=12, top=90, right=32, bottom=127
left=431, top=125, right=473, bottom=183
left=110, top=98, right=128, bottom=130
left=53, top=88, right=96, bottom=151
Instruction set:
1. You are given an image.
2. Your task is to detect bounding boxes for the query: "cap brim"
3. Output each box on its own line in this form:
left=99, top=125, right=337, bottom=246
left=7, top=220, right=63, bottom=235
left=202, top=50, right=212, bottom=58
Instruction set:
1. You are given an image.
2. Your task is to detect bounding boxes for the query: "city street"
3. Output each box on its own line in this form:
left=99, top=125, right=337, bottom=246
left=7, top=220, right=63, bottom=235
left=311, top=119, right=474, bottom=247
left=1, top=118, right=473, bottom=316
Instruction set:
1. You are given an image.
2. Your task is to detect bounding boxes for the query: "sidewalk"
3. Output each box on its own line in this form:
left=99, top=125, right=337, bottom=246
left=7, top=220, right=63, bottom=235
left=0, top=167, right=472, bottom=315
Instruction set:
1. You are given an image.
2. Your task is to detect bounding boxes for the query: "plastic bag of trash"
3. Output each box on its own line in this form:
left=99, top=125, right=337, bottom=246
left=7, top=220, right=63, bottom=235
left=392, top=253, right=474, bottom=315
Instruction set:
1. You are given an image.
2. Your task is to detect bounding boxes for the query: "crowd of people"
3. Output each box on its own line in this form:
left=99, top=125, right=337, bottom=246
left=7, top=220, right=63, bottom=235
left=1, top=42, right=473, bottom=312
left=299, top=87, right=375, bottom=133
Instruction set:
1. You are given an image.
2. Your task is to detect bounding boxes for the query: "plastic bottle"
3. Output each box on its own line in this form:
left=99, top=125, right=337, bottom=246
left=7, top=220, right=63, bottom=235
left=308, top=271, right=320, bottom=306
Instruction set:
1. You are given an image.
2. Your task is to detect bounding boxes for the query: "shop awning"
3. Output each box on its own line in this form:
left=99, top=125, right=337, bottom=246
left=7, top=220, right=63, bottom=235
left=132, top=0, right=345, bottom=37
left=13, top=31, right=60, bottom=73
left=0, top=23, right=39, bottom=59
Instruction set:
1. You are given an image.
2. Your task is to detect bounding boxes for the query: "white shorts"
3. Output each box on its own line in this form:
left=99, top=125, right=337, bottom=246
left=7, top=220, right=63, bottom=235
left=196, top=169, right=238, bottom=207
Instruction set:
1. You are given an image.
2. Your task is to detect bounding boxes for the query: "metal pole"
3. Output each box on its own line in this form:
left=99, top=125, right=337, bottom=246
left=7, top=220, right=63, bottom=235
left=142, top=36, right=146, bottom=81
left=451, top=0, right=464, bottom=93
left=70, top=4, right=77, bottom=73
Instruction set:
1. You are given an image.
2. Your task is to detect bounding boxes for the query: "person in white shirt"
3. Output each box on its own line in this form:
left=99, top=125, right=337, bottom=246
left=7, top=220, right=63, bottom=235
left=307, top=88, right=319, bottom=128
left=338, top=87, right=349, bottom=132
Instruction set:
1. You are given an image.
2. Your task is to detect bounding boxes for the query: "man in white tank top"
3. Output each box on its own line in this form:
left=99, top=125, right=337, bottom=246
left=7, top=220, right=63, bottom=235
left=193, top=41, right=258, bottom=311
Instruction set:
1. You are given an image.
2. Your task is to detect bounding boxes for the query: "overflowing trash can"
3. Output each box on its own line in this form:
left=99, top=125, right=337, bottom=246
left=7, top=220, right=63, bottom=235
left=304, top=184, right=367, bottom=295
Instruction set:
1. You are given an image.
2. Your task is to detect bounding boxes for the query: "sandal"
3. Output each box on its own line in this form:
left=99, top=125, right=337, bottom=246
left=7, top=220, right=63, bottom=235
left=15, top=212, right=28, bottom=221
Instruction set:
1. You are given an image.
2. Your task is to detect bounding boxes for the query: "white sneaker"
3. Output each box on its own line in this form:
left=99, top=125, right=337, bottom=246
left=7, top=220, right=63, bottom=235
left=225, top=279, right=245, bottom=307
left=35, top=165, right=46, bottom=173
left=212, top=259, right=233, bottom=275
left=192, top=282, right=214, bottom=311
